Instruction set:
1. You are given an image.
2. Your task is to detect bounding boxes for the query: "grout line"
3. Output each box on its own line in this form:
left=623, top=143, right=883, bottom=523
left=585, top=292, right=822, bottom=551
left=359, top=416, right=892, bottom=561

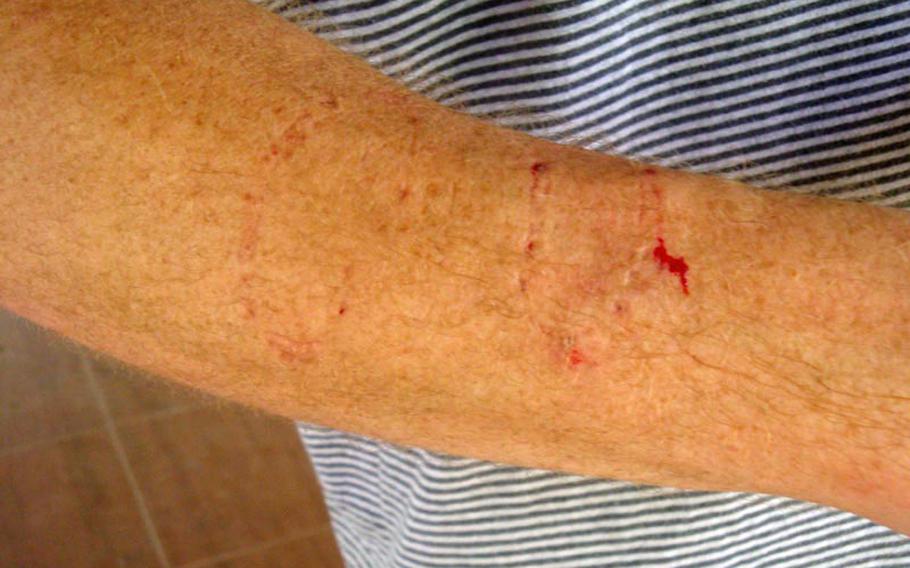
left=80, top=353, right=172, bottom=568
left=0, top=404, right=199, bottom=460
left=114, top=402, right=199, bottom=428
left=176, top=527, right=330, bottom=568
left=0, top=425, right=104, bottom=459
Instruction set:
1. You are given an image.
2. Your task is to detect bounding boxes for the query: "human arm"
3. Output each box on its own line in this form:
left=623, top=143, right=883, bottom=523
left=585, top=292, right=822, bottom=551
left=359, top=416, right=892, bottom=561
left=2, top=0, right=909, bottom=535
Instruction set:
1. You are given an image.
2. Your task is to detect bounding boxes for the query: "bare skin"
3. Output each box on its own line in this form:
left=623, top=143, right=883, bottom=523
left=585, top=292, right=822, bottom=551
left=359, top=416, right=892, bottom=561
left=1, top=0, right=908, bottom=535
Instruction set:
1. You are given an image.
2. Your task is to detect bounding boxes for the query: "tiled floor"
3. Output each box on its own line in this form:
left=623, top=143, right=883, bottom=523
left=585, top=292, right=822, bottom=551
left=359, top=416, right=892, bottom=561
left=0, top=309, right=343, bottom=568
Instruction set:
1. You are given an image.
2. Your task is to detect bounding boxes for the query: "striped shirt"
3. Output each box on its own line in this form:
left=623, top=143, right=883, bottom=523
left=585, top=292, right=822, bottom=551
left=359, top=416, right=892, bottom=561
left=252, top=0, right=910, bottom=565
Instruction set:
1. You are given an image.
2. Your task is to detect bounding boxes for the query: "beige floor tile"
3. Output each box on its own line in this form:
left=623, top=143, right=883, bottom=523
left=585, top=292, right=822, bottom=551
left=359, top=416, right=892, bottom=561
left=0, top=310, right=103, bottom=450
left=117, top=404, right=333, bottom=566
left=0, top=429, right=162, bottom=568
left=87, top=353, right=211, bottom=423
left=192, top=529, right=344, bottom=568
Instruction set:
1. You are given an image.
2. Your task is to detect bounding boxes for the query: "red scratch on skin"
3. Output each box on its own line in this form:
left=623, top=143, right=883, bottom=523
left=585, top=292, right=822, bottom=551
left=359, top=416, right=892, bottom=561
left=398, top=187, right=410, bottom=202
left=522, top=161, right=549, bottom=263
left=241, top=298, right=257, bottom=320
left=237, top=193, right=263, bottom=319
left=238, top=192, right=263, bottom=262
left=638, top=167, right=664, bottom=228
left=518, top=273, right=530, bottom=293
left=237, top=273, right=258, bottom=321
left=338, top=305, right=346, bottom=316
left=524, top=161, right=601, bottom=372
left=567, top=347, right=587, bottom=368
left=650, top=188, right=664, bottom=231
left=239, top=223, right=259, bottom=261
left=613, top=301, right=628, bottom=315
left=653, top=237, right=690, bottom=295
left=529, top=162, right=549, bottom=200
left=265, top=332, right=319, bottom=364
left=265, top=113, right=312, bottom=160
left=539, top=327, right=596, bottom=370
left=529, top=162, right=549, bottom=202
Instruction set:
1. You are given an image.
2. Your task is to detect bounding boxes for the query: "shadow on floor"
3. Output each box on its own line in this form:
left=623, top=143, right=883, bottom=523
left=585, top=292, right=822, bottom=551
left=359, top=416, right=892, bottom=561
left=0, top=309, right=343, bottom=568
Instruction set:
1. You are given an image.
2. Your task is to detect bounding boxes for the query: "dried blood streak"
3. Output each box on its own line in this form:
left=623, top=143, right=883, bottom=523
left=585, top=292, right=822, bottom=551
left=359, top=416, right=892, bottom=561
left=652, top=237, right=690, bottom=295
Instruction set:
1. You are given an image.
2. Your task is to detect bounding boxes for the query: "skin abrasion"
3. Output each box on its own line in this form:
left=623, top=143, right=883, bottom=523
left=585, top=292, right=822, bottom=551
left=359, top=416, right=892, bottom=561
left=265, top=331, right=320, bottom=365
left=238, top=184, right=319, bottom=364
left=237, top=189, right=264, bottom=325
left=521, top=160, right=600, bottom=371
left=262, top=109, right=316, bottom=164
left=637, top=168, right=663, bottom=228
left=276, top=112, right=313, bottom=160
left=567, top=346, right=588, bottom=368
left=524, top=161, right=549, bottom=259
left=640, top=167, right=691, bottom=296
left=522, top=163, right=694, bottom=373
left=534, top=324, right=597, bottom=371
left=238, top=191, right=263, bottom=263
left=242, top=107, right=325, bottom=363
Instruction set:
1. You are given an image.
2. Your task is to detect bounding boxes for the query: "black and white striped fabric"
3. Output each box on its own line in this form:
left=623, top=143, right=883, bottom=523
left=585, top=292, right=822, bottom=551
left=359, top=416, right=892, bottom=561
left=252, top=0, right=910, bottom=565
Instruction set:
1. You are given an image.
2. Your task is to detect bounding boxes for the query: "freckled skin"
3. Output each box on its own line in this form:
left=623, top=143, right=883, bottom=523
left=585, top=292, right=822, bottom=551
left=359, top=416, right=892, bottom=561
left=7, top=0, right=909, bottom=536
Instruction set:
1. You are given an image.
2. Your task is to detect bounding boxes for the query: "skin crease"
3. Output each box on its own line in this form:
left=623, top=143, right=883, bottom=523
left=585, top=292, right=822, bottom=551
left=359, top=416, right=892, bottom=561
left=1, top=0, right=909, bottom=536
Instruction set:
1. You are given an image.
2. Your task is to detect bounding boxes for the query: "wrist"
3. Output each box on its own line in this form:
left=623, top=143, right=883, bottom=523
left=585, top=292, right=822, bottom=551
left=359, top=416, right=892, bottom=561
left=512, top=154, right=910, bottom=527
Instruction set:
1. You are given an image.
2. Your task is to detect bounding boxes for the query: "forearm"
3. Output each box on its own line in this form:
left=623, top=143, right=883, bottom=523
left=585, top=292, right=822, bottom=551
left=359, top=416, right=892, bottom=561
left=2, top=0, right=908, bottom=534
